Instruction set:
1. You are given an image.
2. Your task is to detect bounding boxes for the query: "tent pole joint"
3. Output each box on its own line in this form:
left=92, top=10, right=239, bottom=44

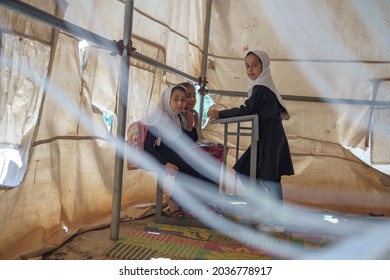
left=112, top=39, right=136, bottom=56
left=198, top=76, right=209, bottom=95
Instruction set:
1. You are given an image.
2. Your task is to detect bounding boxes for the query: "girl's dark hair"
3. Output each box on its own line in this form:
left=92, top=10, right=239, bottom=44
left=245, top=51, right=255, bottom=58
left=172, top=85, right=187, bottom=93
left=246, top=51, right=262, bottom=64
left=178, top=82, right=195, bottom=89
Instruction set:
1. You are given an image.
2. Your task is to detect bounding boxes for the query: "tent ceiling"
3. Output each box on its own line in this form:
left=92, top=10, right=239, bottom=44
left=1, top=0, right=390, bottom=260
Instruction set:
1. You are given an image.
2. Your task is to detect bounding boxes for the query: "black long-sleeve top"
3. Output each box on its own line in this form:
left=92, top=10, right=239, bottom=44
left=218, top=85, right=294, bottom=180
left=144, top=126, right=199, bottom=176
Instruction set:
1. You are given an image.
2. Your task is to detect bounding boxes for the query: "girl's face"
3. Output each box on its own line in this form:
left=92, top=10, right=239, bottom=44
left=170, top=89, right=187, bottom=114
left=245, top=53, right=263, bottom=80
left=185, top=86, right=196, bottom=110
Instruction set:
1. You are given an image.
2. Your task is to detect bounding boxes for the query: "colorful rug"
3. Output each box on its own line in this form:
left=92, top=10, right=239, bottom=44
left=103, top=223, right=335, bottom=260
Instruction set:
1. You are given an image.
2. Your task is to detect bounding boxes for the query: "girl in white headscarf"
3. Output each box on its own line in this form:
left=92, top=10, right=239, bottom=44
left=207, top=50, right=294, bottom=204
left=247, top=50, right=290, bottom=120
left=142, top=85, right=188, bottom=141
left=143, top=85, right=217, bottom=217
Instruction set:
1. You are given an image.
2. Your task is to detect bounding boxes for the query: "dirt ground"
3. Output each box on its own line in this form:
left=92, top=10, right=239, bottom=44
left=41, top=215, right=156, bottom=260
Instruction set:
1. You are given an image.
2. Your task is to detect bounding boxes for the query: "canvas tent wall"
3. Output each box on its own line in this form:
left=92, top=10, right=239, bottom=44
left=1, top=0, right=390, bottom=260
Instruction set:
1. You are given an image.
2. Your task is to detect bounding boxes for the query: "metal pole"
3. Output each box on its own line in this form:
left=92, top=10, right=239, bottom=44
left=249, top=116, right=259, bottom=184
left=0, top=0, right=199, bottom=85
left=131, top=52, right=197, bottom=83
left=110, top=0, right=134, bottom=241
left=3, top=0, right=389, bottom=109
left=0, top=0, right=119, bottom=54
left=209, top=89, right=390, bottom=107
left=222, top=123, right=228, bottom=193
left=366, top=80, right=380, bottom=148
left=197, top=0, right=213, bottom=135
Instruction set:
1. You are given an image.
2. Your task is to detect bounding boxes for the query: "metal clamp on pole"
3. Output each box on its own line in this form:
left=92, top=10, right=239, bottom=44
left=112, top=39, right=136, bottom=56
left=198, top=76, right=208, bottom=95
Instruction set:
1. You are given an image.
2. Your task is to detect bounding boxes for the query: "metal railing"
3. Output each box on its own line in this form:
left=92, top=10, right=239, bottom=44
left=210, top=114, right=259, bottom=191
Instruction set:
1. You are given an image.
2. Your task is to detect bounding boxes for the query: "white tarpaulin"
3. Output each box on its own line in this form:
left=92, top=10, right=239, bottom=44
left=0, top=0, right=390, bottom=259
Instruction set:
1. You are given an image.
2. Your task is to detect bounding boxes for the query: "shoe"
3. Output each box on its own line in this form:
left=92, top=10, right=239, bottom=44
left=171, top=209, right=185, bottom=218
left=255, top=224, right=284, bottom=233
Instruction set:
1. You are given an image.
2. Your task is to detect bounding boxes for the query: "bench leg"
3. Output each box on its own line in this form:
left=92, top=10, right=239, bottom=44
left=154, top=173, right=207, bottom=228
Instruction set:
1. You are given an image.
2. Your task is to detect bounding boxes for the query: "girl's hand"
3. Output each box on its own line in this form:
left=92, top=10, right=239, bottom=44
left=183, top=109, right=195, bottom=128
left=193, top=110, right=199, bottom=128
left=207, top=109, right=219, bottom=119
left=183, top=109, right=200, bottom=130
left=164, top=162, right=179, bottom=176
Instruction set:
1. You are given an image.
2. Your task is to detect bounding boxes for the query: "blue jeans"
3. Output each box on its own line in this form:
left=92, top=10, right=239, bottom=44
left=255, top=179, right=284, bottom=227
left=256, top=179, right=283, bottom=202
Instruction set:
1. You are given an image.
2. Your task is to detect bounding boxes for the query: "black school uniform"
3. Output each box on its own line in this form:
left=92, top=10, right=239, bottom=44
left=144, top=126, right=198, bottom=175
left=144, top=125, right=219, bottom=189
left=218, top=85, right=294, bottom=180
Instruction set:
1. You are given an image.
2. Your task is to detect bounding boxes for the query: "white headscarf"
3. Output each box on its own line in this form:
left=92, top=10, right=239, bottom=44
left=141, top=85, right=186, bottom=141
left=247, top=50, right=287, bottom=110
